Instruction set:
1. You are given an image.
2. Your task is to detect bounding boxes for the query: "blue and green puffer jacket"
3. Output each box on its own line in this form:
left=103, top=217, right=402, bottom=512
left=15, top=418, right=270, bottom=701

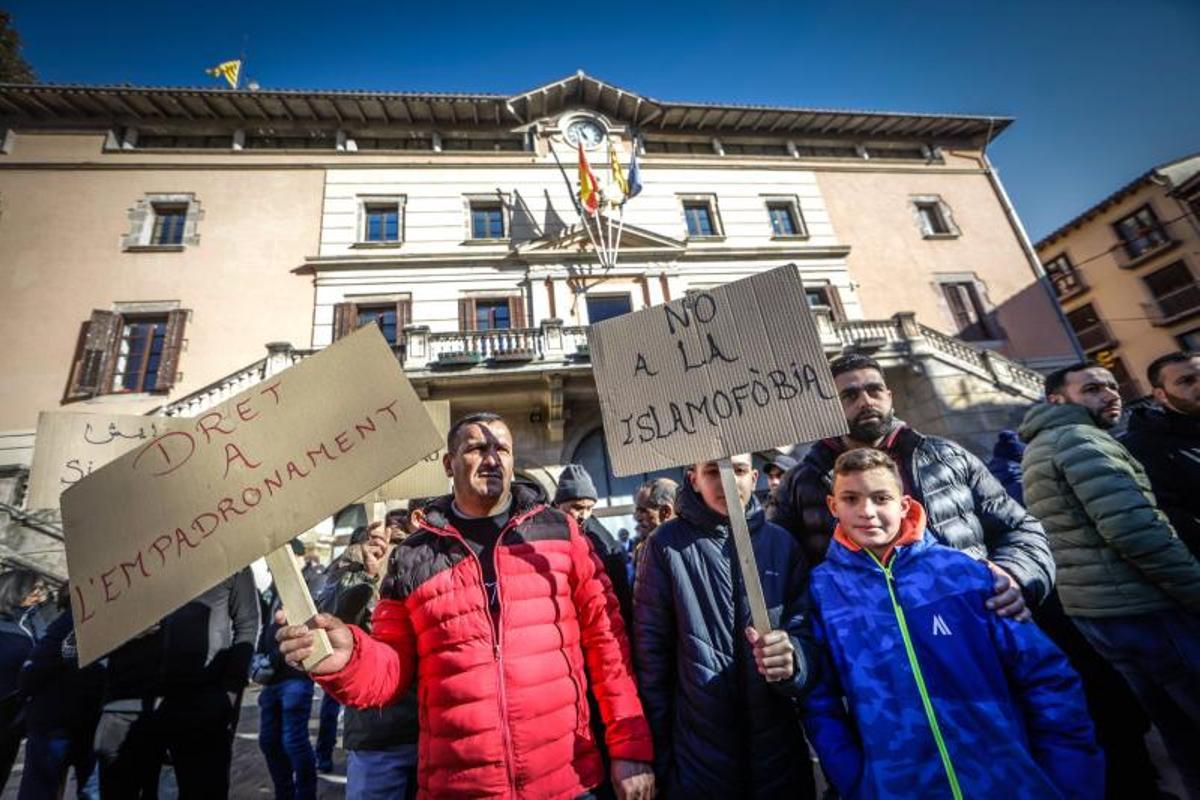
left=802, top=502, right=1103, bottom=800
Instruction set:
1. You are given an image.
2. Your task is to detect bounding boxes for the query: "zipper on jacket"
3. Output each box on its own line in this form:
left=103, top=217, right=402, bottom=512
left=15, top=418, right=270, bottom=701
left=428, top=511, right=532, bottom=797
left=489, top=527, right=518, bottom=797
left=866, top=550, right=963, bottom=800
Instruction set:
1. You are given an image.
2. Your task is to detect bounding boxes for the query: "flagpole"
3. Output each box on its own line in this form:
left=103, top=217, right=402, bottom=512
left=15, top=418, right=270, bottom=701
left=548, top=141, right=606, bottom=280
left=613, top=204, right=627, bottom=269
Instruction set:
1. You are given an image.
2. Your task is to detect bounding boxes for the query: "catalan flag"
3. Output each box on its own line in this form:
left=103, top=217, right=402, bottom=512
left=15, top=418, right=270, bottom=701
left=609, top=141, right=629, bottom=199
left=578, top=142, right=600, bottom=214
left=205, top=59, right=242, bottom=89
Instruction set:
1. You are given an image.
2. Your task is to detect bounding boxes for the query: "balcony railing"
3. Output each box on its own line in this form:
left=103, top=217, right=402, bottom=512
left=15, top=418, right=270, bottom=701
left=1143, top=282, right=1200, bottom=326
left=1114, top=233, right=1179, bottom=269
left=1072, top=322, right=1117, bottom=353
left=162, top=311, right=1051, bottom=416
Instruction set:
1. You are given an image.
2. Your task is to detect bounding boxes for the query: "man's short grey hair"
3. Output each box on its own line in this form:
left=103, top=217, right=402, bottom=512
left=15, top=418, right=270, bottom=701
left=638, top=477, right=678, bottom=508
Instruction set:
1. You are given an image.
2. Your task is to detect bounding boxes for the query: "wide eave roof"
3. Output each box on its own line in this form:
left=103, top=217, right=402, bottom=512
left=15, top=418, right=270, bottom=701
left=0, top=71, right=1011, bottom=144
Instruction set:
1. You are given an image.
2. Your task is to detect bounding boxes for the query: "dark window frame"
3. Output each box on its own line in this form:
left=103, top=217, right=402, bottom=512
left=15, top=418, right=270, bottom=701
left=150, top=203, right=188, bottom=246
left=1113, top=203, right=1171, bottom=258
left=361, top=200, right=403, bottom=244
left=66, top=308, right=187, bottom=401
left=458, top=295, right=526, bottom=332
left=585, top=293, right=634, bottom=324
left=468, top=200, right=508, bottom=240
left=940, top=280, right=998, bottom=341
left=680, top=195, right=723, bottom=239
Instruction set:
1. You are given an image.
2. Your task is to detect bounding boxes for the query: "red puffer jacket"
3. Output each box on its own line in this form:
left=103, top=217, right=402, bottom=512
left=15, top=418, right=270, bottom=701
left=316, top=484, right=653, bottom=799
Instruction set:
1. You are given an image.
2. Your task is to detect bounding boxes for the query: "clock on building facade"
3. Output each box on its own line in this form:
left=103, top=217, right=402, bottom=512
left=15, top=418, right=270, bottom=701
left=563, top=116, right=606, bottom=150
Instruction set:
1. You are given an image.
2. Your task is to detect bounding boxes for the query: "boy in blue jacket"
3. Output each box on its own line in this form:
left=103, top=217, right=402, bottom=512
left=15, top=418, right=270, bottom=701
left=803, top=448, right=1102, bottom=800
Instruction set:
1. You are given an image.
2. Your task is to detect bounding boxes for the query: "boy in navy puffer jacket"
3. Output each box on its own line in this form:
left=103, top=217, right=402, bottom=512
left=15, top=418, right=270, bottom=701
left=803, top=448, right=1102, bottom=800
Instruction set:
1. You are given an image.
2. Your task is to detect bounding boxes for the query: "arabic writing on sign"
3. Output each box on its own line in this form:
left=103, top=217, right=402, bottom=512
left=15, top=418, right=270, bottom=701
left=61, top=422, right=163, bottom=488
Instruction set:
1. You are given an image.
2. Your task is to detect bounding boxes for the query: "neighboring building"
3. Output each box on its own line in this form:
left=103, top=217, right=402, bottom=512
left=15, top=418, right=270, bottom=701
left=0, top=73, right=1075, bottom=576
left=1035, top=152, right=1200, bottom=399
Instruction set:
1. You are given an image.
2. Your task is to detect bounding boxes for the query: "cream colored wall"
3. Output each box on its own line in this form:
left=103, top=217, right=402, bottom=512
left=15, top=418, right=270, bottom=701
left=817, top=160, right=1076, bottom=364
left=1037, top=182, right=1200, bottom=395
left=0, top=135, right=323, bottom=431
left=318, top=162, right=837, bottom=255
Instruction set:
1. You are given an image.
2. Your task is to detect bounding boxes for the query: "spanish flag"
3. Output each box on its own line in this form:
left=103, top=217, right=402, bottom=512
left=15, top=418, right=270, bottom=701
left=578, top=142, right=600, bottom=214
left=205, top=59, right=241, bottom=89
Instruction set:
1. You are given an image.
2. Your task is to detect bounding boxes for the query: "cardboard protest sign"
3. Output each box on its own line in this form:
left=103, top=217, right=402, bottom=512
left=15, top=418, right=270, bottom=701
left=588, top=263, right=847, bottom=476
left=26, top=412, right=190, bottom=510
left=588, top=264, right=848, bottom=630
left=61, top=325, right=443, bottom=665
left=358, top=400, right=451, bottom=503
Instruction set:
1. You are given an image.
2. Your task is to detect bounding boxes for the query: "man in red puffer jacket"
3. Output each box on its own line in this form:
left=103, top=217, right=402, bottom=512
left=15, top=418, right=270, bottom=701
left=276, top=412, right=655, bottom=800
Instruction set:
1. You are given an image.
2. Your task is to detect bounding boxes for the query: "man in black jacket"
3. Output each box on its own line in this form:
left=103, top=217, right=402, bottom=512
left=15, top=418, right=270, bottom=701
left=93, top=566, right=259, bottom=798
left=326, top=521, right=419, bottom=799
left=1122, top=351, right=1200, bottom=556
left=254, top=542, right=320, bottom=800
left=635, top=454, right=816, bottom=798
left=554, top=463, right=633, bottom=628
left=772, top=353, right=1053, bottom=618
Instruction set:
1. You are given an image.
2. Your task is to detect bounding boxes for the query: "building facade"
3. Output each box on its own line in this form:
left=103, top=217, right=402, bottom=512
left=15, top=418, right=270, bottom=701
left=1035, top=152, right=1200, bottom=399
left=0, top=73, right=1076, bottom=576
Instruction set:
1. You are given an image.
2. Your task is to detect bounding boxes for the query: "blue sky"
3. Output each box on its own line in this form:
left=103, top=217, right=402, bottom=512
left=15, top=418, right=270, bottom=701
left=6, top=0, right=1197, bottom=241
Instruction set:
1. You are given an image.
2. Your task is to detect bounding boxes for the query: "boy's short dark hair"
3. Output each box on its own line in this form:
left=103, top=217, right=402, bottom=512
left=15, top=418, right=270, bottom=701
left=1043, top=361, right=1095, bottom=398
left=1146, top=351, right=1196, bottom=389
left=829, top=353, right=884, bottom=379
left=832, top=448, right=902, bottom=490
left=446, top=412, right=505, bottom=452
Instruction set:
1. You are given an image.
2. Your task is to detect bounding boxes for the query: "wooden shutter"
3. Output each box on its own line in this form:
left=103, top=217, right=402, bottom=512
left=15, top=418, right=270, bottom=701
left=396, top=299, right=412, bottom=344
left=67, top=310, right=121, bottom=399
left=154, top=309, right=188, bottom=392
left=332, top=302, right=358, bottom=341
left=459, top=297, right=476, bottom=331
left=64, top=321, right=91, bottom=401
left=508, top=296, right=526, bottom=329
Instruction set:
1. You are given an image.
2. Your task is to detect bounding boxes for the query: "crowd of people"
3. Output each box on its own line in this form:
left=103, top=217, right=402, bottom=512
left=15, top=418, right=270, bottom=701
left=0, top=348, right=1197, bottom=799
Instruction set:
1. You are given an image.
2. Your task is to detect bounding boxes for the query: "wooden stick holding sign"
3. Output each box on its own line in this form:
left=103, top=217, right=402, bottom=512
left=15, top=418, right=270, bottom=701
left=718, top=457, right=771, bottom=633
left=587, top=264, right=848, bottom=638
left=264, top=545, right=333, bottom=671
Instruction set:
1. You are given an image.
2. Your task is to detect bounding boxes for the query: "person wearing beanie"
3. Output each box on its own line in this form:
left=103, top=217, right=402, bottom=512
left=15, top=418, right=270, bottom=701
left=986, top=430, right=1026, bottom=505
left=761, top=454, right=799, bottom=517
left=555, top=463, right=635, bottom=800
left=554, top=464, right=632, bottom=629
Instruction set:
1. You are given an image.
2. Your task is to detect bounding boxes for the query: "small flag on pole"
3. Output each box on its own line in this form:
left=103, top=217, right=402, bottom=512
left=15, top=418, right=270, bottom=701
left=578, top=142, right=601, bottom=215
left=205, top=59, right=242, bottom=89
left=609, top=141, right=630, bottom=200
left=626, top=146, right=643, bottom=200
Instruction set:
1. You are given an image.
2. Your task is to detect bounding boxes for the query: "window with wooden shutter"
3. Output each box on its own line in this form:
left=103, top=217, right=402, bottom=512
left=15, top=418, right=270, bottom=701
left=332, top=302, right=358, bottom=341
left=395, top=298, right=412, bottom=343
left=66, top=310, right=121, bottom=399
left=154, top=309, right=188, bottom=391
left=355, top=300, right=412, bottom=346
left=508, top=296, right=526, bottom=329
left=459, top=297, right=476, bottom=331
